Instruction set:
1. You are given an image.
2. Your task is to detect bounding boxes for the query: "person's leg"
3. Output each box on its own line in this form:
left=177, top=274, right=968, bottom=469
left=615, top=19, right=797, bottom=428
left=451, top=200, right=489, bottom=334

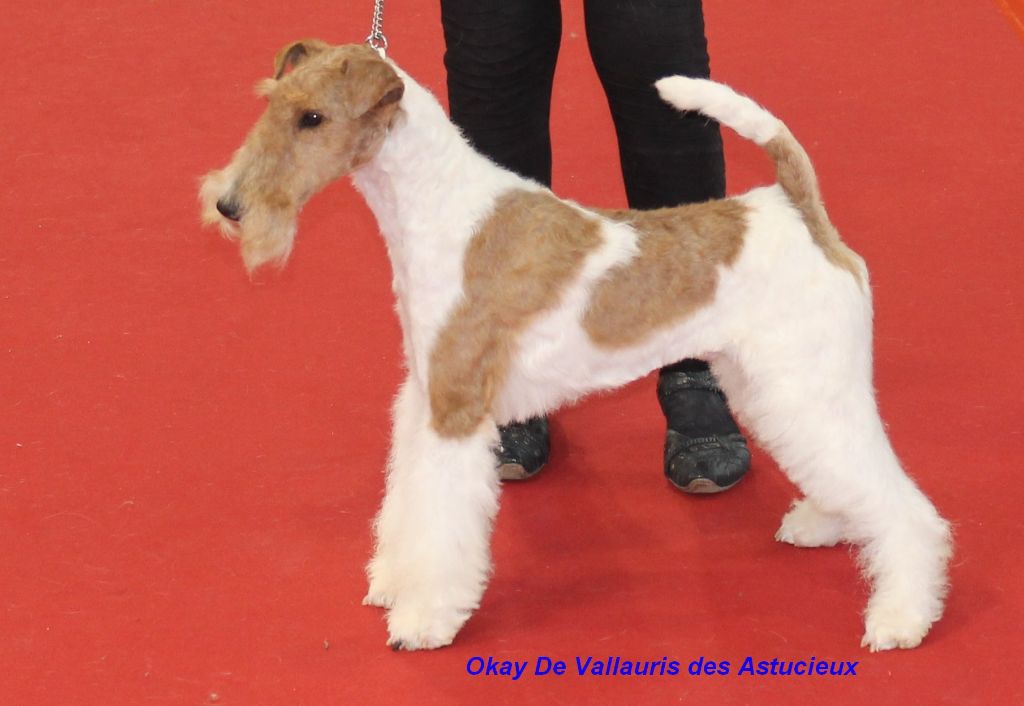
left=442, top=0, right=561, bottom=185
left=585, top=0, right=750, bottom=492
left=584, top=0, right=724, bottom=207
left=441, top=0, right=561, bottom=479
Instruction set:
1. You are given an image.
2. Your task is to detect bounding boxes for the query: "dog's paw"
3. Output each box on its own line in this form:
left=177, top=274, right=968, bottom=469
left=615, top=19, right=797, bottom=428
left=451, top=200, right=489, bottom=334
left=362, top=588, right=395, bottom=609
left=775, top=498, right=846, bottom=548
left=861, top=604, right=931, bottom=651
left=364, top=554, right=397, bottom=609
left=386, top=634, right=454, bottom=651
left=384, top=602, right=468, bottom=651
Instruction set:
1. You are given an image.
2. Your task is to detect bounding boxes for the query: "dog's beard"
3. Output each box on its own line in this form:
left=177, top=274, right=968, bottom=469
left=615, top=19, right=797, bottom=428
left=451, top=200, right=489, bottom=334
left=199, top=169, right=299, bottom=273
left=235, top=208, right=298, bottom=272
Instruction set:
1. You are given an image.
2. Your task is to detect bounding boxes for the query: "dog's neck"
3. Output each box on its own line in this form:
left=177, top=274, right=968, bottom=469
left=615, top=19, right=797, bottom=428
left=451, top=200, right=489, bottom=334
left=350, top=66, right=534, bottom=377
left=351, top=67, right=528, bottom=257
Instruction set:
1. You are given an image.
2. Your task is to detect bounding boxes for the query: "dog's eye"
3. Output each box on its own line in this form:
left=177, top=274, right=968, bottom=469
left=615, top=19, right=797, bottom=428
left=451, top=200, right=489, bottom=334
left=298, top=111, right=324, bottom=129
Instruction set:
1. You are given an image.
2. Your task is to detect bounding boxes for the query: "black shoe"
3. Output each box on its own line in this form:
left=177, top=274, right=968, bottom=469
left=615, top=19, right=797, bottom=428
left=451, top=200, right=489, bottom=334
left=657, top=366, right=750, bottom=494
left=495, top=416, right=549, bottom=481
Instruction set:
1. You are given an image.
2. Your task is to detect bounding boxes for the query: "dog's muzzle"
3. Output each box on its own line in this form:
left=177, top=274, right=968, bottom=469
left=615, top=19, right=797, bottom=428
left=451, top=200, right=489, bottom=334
left=216, top=198, right=242, bottom=222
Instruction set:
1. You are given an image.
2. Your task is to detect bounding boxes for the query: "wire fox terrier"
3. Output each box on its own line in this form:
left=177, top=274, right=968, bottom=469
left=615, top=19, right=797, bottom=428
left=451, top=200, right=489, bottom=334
left=200, top=40, right=952, bottom=652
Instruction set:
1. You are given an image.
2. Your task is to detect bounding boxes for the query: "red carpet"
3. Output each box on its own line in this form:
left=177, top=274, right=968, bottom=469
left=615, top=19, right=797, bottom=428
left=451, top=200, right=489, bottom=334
left=996, top=0, right=1024, bottom=40
left=2, top=1, right=1022, bottom=704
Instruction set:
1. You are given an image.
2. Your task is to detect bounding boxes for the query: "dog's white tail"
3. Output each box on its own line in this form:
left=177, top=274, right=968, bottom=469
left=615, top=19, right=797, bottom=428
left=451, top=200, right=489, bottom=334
left=655, top=76, right=864, bottom=283
left=655, top=76, right=784, bottom=146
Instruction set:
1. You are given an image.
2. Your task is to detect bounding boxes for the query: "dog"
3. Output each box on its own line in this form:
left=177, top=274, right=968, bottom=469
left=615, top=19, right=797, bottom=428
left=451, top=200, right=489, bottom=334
left=200, top=40, right=952, bottom=652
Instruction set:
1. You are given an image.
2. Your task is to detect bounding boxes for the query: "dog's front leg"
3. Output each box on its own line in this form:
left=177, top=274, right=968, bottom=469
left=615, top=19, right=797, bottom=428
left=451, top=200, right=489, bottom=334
left=364, top=375, right=423, bottom=610
left=365, top=375, right=501, bottom=650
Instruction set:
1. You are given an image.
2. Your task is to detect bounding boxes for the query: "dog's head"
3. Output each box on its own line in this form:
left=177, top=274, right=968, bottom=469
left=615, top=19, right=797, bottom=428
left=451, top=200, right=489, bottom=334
left=199, top=40, right=404, bottom=271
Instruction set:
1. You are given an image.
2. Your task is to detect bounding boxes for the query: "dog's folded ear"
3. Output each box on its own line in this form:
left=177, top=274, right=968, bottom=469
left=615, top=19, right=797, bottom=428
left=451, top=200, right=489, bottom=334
left=273, top=39, right=331, bottom=80
left=339, top=54, right=405, bottom=119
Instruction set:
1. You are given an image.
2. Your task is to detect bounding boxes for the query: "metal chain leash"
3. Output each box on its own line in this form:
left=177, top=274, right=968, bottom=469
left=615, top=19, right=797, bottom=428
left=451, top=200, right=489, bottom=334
left=366, top=0, right=388, bottom=57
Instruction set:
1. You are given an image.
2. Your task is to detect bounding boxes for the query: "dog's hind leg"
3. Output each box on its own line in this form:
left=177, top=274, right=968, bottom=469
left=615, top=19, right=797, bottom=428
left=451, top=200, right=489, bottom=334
left=714, top=297, right=951, bottom=651
left=775, top=497, right=849, bottom=548
left=710, top=353, right=848, bottom=550
left=365, top=376, right=501, bottom=650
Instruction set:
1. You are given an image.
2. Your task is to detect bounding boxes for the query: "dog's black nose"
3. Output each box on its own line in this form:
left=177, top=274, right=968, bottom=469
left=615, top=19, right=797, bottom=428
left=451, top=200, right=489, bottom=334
left=216, top=198, right=242, bottom=221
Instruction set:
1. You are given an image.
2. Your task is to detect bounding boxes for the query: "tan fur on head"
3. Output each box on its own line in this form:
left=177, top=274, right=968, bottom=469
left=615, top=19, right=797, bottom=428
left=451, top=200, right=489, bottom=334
left=199, top=41, right=405, bottom=273
left=254, top=78, right=278, bottom=99
left=273, top=38, right=332, bottom=80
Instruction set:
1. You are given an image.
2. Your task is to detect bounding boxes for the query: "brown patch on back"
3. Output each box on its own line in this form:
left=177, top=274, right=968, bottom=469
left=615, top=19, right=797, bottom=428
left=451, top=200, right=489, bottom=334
left=766, top=128, right=865, bottom=285
left=428, top=190, right=603, bottom=438
left=583, top=199, right=749, bottom=348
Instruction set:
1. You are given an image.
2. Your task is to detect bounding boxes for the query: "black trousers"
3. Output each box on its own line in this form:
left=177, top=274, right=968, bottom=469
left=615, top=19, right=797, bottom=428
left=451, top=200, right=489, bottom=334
left=440, top=0, right=725, bottom=208
left=441, top=0, right=723, bottom=374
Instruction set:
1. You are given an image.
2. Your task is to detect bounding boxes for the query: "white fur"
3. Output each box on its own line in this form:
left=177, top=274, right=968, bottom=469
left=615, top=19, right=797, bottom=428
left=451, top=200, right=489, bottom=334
left=346, top=65, right=951, bottom=651
left=363, top=377, right=501, bottom=649
left=655, top=76, right=783, bottom=145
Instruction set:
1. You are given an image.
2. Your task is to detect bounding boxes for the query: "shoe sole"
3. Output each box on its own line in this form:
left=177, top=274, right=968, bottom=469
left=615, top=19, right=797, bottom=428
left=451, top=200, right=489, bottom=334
left=501, top=464, right=741, bottom=492
left=498, top=463, right=540, bottom=481
left=668, top=476, right=740, bottom=494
